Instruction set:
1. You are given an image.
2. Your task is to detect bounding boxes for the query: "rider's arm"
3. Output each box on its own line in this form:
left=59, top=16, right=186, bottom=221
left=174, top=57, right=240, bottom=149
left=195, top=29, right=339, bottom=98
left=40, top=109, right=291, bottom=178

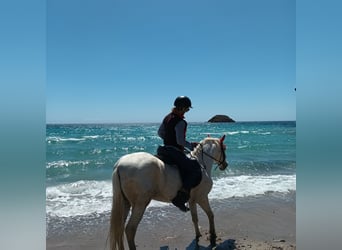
left=175, top=121, right=198, bottom=150
left=174, top=120, right=189, bottom=148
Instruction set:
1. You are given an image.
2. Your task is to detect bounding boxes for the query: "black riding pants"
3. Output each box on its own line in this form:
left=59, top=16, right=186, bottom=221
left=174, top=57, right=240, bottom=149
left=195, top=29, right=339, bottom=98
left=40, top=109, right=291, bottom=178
left=157, top=146, right=202, bottom=191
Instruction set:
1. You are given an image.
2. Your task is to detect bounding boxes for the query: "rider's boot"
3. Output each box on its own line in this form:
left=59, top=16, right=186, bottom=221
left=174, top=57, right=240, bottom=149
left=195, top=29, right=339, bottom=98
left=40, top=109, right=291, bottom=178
left=172, top=188, right=190, bottom=212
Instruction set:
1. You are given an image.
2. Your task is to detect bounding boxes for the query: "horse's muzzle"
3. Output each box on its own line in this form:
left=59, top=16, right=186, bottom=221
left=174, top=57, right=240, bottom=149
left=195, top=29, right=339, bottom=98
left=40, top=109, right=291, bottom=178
left=219, top=161, right=228, bottom=170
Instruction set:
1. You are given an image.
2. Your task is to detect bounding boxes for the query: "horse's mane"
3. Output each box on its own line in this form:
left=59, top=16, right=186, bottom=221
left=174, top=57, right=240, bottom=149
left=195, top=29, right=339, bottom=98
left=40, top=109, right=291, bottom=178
left=200, top=137, right=220, bottom=145
left=201, top=137, right=219, bottom=143
left=192, top=137, right=220, bottom=154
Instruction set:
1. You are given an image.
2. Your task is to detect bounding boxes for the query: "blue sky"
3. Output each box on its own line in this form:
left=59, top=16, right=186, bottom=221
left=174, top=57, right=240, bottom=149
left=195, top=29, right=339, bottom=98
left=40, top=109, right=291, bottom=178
left=46, top=0, right=296, bottom=123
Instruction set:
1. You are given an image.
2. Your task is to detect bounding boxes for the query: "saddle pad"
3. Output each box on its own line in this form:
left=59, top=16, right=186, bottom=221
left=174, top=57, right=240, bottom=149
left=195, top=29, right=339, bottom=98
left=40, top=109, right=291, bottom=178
left=154, top=154, right=176, bottom=165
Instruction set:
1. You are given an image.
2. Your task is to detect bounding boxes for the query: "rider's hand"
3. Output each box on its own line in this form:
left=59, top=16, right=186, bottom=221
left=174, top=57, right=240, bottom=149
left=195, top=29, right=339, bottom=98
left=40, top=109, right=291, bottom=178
left=191, top=142, right=199, bottom=149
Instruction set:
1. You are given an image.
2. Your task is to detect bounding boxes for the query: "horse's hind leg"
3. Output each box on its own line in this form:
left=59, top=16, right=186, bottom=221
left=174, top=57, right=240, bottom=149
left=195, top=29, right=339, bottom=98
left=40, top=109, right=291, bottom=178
left=123, top=199, right=130, bottom=222
left=198, top=197, right=216, bottom=246
left=125, top=202, right=149, bottom=250
left=120, top=199, right=131, bottom=249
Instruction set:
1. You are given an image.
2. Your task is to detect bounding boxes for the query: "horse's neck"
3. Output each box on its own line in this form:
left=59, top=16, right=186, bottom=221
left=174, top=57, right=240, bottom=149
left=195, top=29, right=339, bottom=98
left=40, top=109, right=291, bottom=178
left=192, top=143, right=215, bottom=177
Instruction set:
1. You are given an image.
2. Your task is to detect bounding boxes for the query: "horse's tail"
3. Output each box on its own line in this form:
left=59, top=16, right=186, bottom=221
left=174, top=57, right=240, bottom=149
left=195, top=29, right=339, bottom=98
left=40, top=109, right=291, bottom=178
left=109, top=164, right=127, bottom=250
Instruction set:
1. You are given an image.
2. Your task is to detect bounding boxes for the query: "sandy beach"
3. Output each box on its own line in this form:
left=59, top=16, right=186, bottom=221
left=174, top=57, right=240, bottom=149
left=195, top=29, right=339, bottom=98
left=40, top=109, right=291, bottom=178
left=47, top=192, right=295, bottom=250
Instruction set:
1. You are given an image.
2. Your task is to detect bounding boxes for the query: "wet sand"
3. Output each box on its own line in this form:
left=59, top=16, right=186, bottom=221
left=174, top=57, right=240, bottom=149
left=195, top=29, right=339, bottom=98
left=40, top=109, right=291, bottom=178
left=47, top=193, right=295, bottom=250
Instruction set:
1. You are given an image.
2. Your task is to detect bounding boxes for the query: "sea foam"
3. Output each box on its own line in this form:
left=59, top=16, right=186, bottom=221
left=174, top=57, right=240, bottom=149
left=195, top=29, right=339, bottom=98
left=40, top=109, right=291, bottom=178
left=46, top=174, right=296, bottom=217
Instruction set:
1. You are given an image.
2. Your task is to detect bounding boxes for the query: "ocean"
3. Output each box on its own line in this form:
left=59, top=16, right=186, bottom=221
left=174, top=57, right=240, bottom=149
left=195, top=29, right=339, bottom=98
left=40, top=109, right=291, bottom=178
left=46, top=121, right=296, bottom=221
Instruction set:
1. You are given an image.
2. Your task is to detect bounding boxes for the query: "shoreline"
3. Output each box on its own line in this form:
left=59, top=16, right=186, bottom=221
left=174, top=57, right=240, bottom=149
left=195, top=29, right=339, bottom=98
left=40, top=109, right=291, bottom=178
left=47, top=192, right=295, bottom=250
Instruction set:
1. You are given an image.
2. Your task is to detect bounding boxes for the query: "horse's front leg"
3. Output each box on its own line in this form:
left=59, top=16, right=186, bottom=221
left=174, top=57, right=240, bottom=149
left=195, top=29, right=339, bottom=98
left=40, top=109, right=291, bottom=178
left=198, top=197, right=216, bottom=246
left=189, top=200, right=201, bottom=240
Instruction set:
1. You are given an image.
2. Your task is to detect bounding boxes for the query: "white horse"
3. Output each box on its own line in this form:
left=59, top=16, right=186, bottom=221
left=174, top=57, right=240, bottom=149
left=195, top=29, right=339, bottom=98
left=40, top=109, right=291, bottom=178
left=109, top=135, right=228, bottom=250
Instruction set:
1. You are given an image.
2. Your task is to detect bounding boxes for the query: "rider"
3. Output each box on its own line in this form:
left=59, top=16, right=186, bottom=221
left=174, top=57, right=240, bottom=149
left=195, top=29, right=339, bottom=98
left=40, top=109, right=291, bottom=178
left=157, top=96, right=202, bottom=212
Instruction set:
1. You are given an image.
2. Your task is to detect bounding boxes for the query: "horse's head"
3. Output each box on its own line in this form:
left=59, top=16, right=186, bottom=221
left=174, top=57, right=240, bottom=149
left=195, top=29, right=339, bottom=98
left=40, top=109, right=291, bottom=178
left=197, top=134, right=228, bottom=170
left=217, top=135, right=228, bottom=170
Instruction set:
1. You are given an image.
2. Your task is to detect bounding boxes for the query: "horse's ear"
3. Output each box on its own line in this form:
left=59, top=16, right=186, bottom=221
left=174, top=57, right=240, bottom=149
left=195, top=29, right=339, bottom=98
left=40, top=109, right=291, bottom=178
left=220, top=134, right=226, bottom=143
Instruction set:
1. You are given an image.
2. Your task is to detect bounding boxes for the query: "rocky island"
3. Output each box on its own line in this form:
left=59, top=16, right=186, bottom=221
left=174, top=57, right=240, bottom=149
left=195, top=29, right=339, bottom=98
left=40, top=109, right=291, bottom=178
left=208, top=115, right=235, bottom=123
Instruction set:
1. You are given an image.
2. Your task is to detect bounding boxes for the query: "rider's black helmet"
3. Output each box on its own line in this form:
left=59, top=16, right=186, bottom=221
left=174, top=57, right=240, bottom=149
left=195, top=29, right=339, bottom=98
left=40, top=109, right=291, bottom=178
left=174, top=96, right=192, bottom=109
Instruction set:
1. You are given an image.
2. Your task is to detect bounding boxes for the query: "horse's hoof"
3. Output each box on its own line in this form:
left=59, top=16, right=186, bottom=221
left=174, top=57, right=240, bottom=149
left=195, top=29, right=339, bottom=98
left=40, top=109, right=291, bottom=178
left=210, top=234, right=217, bottom=246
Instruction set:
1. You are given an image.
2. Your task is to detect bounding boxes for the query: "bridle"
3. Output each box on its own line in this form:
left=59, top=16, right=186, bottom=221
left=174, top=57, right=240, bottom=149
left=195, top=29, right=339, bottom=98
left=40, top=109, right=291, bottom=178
left=199, top=137, right=227, bottom=169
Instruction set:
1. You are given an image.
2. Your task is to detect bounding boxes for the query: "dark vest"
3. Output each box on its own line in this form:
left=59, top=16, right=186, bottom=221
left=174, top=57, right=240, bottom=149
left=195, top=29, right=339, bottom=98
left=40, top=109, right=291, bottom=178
left=162, top=112, right=187, bottom=150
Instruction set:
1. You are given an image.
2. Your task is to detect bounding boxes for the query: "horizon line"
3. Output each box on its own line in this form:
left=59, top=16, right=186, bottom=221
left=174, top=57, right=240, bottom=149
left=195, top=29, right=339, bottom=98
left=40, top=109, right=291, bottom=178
left=46, top=120, right=296, bottom=125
